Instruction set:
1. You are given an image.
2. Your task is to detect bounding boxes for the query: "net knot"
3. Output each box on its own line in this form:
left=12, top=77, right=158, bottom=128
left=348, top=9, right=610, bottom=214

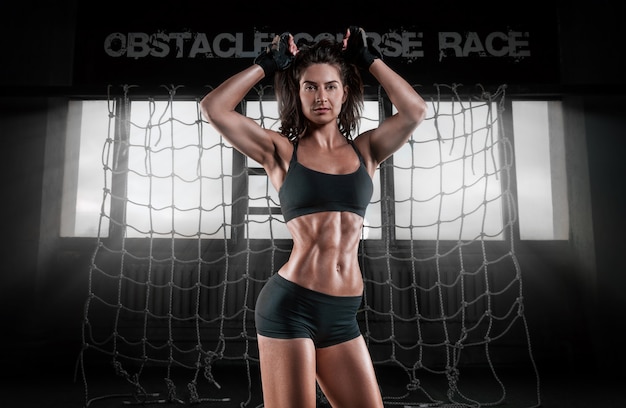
left=406, top=379, right=421, bottom=391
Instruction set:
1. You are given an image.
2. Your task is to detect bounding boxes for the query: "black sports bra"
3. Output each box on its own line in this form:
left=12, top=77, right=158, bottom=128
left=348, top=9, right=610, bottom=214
left=278, top=141, right=374, bottom=222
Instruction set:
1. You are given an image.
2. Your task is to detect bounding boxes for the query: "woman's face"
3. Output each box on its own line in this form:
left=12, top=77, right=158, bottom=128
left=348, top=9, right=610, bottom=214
left=298, top=63, right=347, bottom=126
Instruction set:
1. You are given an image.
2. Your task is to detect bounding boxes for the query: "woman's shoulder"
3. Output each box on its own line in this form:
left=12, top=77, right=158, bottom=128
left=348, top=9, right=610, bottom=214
left=352, top=130, right=373, bottom=152
left=269, top=131, right=296, bottom=162
left=352, top=132, right=378, bottom=175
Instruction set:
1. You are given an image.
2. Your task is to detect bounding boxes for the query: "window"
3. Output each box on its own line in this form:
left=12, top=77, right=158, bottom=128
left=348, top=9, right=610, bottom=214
left=512, top=100, right=568, bottom=240
left=61, top=97, right=568, bottom=242
left=393, top=101, right=504, bottom=241
left=61, top=100, right=112, bottom=237
left=243, top=100, right=290, bottom=239
left=125, top=100, right=232, bottom=239
left=61, top=99, right=232, bottom=239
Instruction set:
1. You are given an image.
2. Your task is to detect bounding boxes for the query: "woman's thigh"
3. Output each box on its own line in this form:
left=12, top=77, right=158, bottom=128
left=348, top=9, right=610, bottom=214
left=315, top=335, right=384, bottom=408
left=257, top=334, right=318, bottom=408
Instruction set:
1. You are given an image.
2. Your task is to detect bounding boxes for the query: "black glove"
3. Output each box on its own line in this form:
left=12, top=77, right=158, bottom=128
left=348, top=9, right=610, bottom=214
left=254, top=32, right=295, bottom=77
left=343, top=26, right=382, bottom=69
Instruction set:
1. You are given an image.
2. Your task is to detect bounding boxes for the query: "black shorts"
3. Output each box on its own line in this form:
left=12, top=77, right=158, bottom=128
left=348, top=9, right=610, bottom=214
left=255, top=273, right=362, bottom=348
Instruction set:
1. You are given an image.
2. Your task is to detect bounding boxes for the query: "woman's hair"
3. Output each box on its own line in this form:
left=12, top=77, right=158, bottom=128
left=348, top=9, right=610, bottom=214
left=275, top=38, right=364, bottom=142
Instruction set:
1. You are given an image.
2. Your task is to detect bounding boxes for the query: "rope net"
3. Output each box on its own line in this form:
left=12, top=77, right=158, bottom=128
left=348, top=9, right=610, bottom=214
left=78, top=83, right=541, bottom=407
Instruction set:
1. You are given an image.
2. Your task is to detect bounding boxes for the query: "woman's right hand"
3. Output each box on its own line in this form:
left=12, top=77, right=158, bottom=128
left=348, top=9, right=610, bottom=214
left=254, top=32, right=299, bottom=76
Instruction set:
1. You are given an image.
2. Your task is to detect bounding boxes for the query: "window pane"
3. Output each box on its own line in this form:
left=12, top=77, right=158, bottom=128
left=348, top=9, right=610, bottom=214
left=394, top=101, right=504, bottom=240
left=245, top=100, right=291, bottom=239
left=512, top=101, right=568, bottom=240
left=61, top=100, right=111, bottom=237
left=126, top=100, right=232, bottom=239
left=360, top=101, right=381, bottom=240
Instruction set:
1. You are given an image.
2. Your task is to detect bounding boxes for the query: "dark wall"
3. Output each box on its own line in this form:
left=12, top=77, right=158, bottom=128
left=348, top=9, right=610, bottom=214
left=584, top=95, right=626, bottom=368
left=1, top=0, right=625, bottom=382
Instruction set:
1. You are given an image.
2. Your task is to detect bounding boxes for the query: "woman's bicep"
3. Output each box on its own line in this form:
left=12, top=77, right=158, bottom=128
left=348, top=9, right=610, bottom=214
left=365, top=114, right=416, bottom=165
left=208, top=110, right=276, bottom=165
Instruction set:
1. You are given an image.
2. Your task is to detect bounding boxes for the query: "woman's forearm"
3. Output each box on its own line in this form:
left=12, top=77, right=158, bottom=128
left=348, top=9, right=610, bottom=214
left=200, top=64, right=265, bottom=124
left=368, top=59, right=427, bottom=125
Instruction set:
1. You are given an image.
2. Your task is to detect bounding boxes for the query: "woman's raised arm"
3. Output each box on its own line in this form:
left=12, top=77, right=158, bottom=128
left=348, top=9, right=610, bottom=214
left=343, top=26, right=427, bottom=167
left=200, top=64, right=273, bottom=165
left=200, top=32, right=297, bottom=166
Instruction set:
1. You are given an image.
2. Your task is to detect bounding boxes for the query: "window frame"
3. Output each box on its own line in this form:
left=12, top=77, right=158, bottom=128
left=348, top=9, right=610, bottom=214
left=59, top=89, right=571, bottom=254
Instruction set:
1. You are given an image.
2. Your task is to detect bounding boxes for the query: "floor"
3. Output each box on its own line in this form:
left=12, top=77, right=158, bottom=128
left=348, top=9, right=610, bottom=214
left=3, top=361, right=625, bottom=408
